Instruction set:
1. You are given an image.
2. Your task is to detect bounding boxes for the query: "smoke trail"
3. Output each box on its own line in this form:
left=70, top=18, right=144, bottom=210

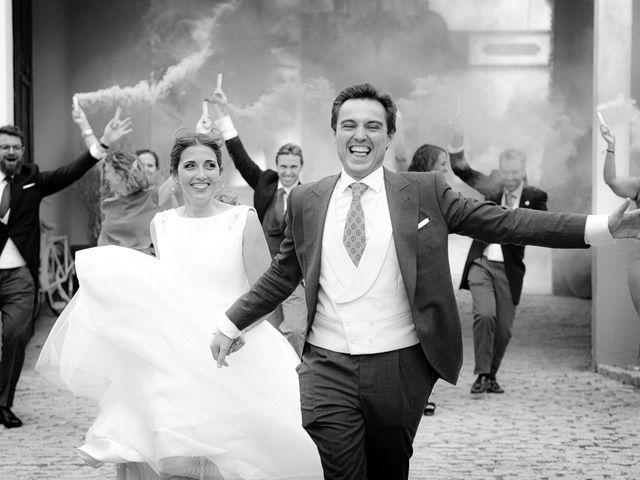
left=74, top=2, right=237, bottom=109
left=597, top=94, right=636, bottom=113
left=395, top=73, right=585, bottom=186
left=229, top=77, right=334, bottom=148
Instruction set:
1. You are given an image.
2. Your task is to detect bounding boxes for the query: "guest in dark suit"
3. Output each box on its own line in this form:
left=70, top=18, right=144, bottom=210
left=211, top=83, right=640, bottom=480
left=0, top=112, right=130, bottom=428
left=448, top=123, right=547, bottom=395
left=200, top=88, right=307, bottom=357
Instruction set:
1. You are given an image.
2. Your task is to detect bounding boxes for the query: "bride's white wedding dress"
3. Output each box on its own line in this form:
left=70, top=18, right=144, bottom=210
left=36, top=205, right=322, bottom=479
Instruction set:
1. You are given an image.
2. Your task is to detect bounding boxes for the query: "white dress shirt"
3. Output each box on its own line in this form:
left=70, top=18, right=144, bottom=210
left=276, top=181, right=293, bottom=216
left=484, top=183, right=524, bottom=262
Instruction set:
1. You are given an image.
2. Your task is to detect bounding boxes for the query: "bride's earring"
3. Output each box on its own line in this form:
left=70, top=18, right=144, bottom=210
left=214, top=178, right=225, bottom=194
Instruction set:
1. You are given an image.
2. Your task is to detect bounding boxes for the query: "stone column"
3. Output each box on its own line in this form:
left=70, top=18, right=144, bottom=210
left=0, top=0, right=13, bottom=124
left=592, top=0, right=640, bottom=367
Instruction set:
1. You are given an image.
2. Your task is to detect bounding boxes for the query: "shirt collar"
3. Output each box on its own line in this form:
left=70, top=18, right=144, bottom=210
left=338, top=166, right=384, bottom=194
left=277, top=181, right=295, bottom=194
left=503, top=182, right=524, bottom=201
left=0, top=171, right=6, bottom=183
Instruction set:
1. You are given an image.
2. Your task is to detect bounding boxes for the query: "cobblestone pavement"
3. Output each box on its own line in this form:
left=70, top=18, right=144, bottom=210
left=1, top=242, right=639, bottom=479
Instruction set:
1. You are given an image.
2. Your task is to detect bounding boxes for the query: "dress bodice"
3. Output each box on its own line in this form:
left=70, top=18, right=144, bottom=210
left=152, top=206, right=251, bottom=299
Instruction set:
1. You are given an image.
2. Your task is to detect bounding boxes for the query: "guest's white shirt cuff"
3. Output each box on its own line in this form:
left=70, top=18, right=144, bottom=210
left=89, top=143, right=107, bottom=160
left=447, top=144, right=464, bottom=154
left=585, top=214, right=615, bottom=245
left=218, top=315, right=241, bottom=339
left=214, top=116, right=239, bottom=141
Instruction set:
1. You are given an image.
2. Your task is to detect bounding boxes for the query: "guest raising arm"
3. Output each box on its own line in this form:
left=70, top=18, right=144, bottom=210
left=198, top=84, right=308, bottom=358
left=600, top=119, right=640, bottom=361
left=0, top=109, right=130, bottom=429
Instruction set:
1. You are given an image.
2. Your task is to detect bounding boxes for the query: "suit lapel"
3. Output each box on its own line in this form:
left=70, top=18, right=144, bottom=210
left=519, top=187, right=532, bottom=208
left=303, top=175, right=340, bottom=309
left=8, top=175, right=25, bottom=222
left=384, top=169, right=418, bottom=307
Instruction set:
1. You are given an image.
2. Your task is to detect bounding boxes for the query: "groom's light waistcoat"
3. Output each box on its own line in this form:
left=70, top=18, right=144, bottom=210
left=307, top=169, right=419, bottom=354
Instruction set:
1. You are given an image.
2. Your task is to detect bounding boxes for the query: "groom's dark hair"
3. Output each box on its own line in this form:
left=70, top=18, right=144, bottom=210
left=330, top=83, right=397, bottom=135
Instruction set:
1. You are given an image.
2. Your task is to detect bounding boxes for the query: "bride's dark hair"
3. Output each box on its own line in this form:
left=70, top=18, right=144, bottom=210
left=169, top=128, right=224, bottom=176
left=169, top=127, right=237, bottom=205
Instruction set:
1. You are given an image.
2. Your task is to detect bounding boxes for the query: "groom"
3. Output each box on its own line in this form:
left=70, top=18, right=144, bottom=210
left=211, top=83, right=640, bottom=480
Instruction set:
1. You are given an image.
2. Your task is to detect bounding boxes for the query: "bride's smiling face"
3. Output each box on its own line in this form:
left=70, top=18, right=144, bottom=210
left=175, top=145, right=221, bottom=204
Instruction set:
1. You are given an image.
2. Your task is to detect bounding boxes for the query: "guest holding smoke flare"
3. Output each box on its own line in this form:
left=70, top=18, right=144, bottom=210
left=197, top=77, right=307, bottom=358
left=0, top=110, right=129, bottom=429
left=71, top=101, right=175, bottom=254
left=600, top=114, right=640, bottom=360
left=36, top=127, right=323, bottom=479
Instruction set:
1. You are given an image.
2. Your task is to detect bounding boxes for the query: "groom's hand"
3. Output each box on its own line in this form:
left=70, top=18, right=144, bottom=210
left=211, top=329, right=234, bottom=368
left=608, top=198, right=640, bottom=239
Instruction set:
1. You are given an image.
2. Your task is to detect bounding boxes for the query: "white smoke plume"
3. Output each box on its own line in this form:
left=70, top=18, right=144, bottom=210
left=229, top=77, right=334, bottom=151
left=74, top=2, right=236, bottom=109
left=395, top=73, right=586, bottom=186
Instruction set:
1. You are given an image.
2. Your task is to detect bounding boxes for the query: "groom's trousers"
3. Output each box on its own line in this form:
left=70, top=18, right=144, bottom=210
left=298, top=343, right=438, bottom=480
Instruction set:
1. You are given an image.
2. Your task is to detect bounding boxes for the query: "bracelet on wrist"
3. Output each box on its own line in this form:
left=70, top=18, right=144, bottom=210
left=607, top=149, right=615, bottom=154
left=81, top=129, right=94, bottom=138
left=99, top=141, right=109, bottom=150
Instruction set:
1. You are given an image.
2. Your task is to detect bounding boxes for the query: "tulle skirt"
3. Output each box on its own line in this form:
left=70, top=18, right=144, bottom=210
left=36, top=246, right=322, bottom=479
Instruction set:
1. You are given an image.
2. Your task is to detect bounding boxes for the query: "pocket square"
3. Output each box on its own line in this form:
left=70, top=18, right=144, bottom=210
left=22, top=183, right=35, bottom=189
left=418, top=218, right=430, bottom=229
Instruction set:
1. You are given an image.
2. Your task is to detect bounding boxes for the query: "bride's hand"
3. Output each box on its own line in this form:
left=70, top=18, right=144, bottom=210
left=211, top=329, right=234, bottom=368
left=229, top=333, right=245, bottom=354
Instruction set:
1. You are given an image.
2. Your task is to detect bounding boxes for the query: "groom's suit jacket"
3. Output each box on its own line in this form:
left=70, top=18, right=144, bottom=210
left=226, top=168, right=588, bottom=385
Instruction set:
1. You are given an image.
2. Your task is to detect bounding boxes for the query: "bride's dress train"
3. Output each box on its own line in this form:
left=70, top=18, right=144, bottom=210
left=36, top=206, right=322, bottom=479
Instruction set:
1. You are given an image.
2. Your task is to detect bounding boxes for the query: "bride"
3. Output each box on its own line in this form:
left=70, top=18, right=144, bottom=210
left=36, top=129, right=322, bottom=479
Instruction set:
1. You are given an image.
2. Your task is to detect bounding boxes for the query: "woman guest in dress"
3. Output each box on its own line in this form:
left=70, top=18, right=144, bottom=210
left=36, top=127, right=323, bottom=479
left=71, top=102, right=175, bottom=253
left=600, top=116, right=640, bottom=361
left=408, top=143, right=450, bottom=175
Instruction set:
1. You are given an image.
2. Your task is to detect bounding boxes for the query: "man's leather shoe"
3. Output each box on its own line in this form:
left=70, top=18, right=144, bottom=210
left=470, top=376, right=487, bottom=394
left=486, top=379, right=504, bottom=394
left=0, top=406, right=23, bottom=428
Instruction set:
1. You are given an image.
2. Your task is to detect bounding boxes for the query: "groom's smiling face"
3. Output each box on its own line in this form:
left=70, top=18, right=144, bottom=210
left=334, top=99, right=393, bottom=181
